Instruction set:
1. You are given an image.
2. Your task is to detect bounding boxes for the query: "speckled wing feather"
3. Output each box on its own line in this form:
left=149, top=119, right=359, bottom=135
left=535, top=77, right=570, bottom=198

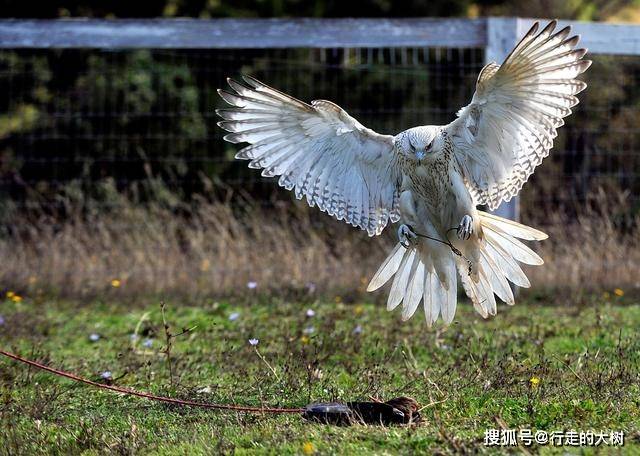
left=446, top=20, right=591, bottom=209
left=217, top=76, right=402, bottom=236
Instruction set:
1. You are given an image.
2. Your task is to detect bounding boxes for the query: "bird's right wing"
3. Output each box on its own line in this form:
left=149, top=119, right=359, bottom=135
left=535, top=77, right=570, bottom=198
left=445, top=20, right=591, bottom=209
left=218, top=76, right=402, bottom=236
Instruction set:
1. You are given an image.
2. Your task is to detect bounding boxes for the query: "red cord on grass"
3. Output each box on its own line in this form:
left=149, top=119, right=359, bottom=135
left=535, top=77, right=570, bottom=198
left=0, top=349, right=303, bottom=414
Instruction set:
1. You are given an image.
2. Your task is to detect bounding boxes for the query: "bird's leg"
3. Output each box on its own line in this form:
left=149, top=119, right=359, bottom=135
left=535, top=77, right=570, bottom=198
left=398, top=224, right=418, bottom=249
left=398, top=181, right=420, bottom=249
left=456, top=215, right=474, bottom=240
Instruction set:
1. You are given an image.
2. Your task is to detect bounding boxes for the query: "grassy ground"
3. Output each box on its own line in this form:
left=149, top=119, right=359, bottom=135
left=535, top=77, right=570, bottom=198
left=1, top=292, right=639, bottom=454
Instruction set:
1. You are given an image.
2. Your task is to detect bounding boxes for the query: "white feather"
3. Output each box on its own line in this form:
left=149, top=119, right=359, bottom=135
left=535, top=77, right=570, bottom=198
left=423, top=272, right=442, bottom=327
left=367, top=244, right=405, bottom=292
left=387, top=249, right=415, bottom=311
left=402, top=262, right=424, bottom=321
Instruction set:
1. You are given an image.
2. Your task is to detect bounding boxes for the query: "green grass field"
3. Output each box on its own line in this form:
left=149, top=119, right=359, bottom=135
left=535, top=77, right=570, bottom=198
left=1, top=292, right=639, bottom=454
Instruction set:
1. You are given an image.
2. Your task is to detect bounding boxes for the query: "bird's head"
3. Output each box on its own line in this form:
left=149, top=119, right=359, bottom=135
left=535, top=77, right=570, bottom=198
left=395, top=126, right=442, bottom=163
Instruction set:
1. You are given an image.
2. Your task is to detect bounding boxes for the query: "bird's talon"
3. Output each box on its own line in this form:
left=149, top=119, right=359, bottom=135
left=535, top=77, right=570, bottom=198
left=398, top=224, right=418, bottom=248
left=457, top=215, right=473, bottom=240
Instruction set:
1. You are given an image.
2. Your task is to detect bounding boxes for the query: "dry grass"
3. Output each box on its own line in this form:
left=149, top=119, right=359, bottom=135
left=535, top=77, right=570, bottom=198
left=530, top=189, right=640, bottom=291
left=1, top=189, right=638, bottom=299
left=1, top=194, right=388, bottom=299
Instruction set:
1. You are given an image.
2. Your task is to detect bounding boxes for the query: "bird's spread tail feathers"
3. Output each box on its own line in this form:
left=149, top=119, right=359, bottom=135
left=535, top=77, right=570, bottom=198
left=367, top=212, right=547, bottom=325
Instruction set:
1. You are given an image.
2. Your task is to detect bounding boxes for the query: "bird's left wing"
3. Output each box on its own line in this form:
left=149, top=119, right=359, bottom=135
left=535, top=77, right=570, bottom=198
left=445, top=20, right=591, bottom=209
left=218, top=76, right=402, bottom=236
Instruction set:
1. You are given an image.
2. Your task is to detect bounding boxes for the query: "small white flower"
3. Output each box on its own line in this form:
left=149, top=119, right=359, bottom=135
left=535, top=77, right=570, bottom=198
left=130, top=333, right=139, bottom=341
left=100, top=371, right=112, bottom=379
left=228, top=312, right=240, bottom=321
left=305, top=309, right=316, bottom=318
left=247, top=281, right=258, bottom=289
left=303, top=326, right=315, bottom=335
left=353, top=325, right=363, bottom=335
left=89, top=333, right=100, bottom=342
left=306, top=282, right=317, bottom=293
left=142, top=338, right=153, bottom=348
left=248, top=338, right=259, bottom=346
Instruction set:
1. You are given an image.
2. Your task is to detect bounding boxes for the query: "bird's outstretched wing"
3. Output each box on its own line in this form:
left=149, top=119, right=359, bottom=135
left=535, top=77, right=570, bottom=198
left=445, top=20, right=591, bottom=209
left=218, top=76, right=402, bottom=236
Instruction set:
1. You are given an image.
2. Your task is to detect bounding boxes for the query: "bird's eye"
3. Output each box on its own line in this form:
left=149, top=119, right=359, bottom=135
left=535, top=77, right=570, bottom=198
left=426, top=140, right=434, bottom=151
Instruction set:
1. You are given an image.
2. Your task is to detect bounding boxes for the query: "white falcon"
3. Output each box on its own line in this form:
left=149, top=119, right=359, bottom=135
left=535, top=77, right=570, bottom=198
left=217, top=20, right=591, bottom=325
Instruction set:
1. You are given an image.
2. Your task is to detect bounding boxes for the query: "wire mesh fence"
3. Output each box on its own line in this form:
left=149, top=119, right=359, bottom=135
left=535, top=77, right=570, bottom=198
left=0, top=46, right=484, bottom=217
left=1, top=25, right=639, bottom=227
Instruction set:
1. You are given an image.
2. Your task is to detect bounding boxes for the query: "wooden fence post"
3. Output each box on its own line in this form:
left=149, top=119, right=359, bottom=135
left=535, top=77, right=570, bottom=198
left=485, top=17, right=521, bottom=221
